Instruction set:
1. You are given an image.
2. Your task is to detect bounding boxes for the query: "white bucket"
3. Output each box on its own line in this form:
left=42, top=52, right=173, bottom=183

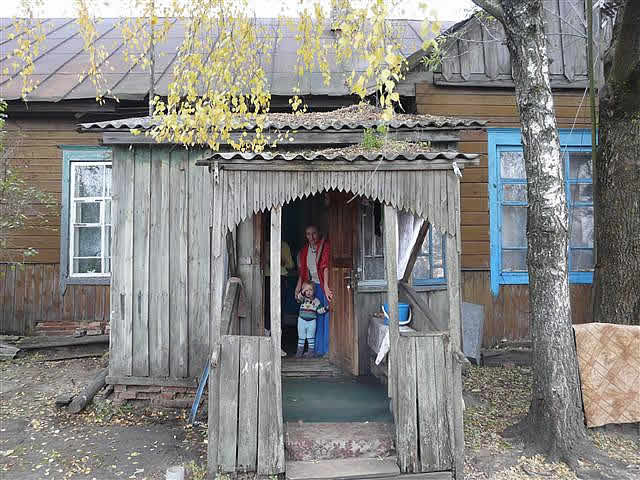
left=166, top=465, right=185, bottom=480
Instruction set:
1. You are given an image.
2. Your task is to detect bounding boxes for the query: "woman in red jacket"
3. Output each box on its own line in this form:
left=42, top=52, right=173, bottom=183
left=295, top=225, right=333, bottom=357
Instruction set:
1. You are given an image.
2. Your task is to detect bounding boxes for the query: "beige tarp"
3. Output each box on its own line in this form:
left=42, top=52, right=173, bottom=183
left=573, top=323, right=640, bottom=428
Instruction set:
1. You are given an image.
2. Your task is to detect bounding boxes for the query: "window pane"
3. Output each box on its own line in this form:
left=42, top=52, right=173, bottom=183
left=503, top=249, right=527, bottom=271
left=364, top=257, right=385, bottom=281
left=105, top=165, right=112, bottom=196
left=569, top=184, right=593, bottom=204
left=569, top=151, right=592, bottom=179
left=363, top=205, right=373, bottom=256
left=413, top=256, right=430, bottom=280
left=105, top=199, right=112, bottom=225
left=374, top=227, right=383, bottom=255
left=74, top=258, right=102, bottom=274
left=74, top=165, right=103, bottom=197
left=503, top=184, right=527, bottom=202
left=500, top=151, right=525, bottom=179
left=432, top=231, right=444, bottom=279
left=502, top=205, right=527, bottom=248
left=571, top=249, right=594, bottom=271
left=105, top=226, right=112, bottom=257
left=570, top=207, right=594, bottom=247
left=74, top=202, right=100, bottom=224
left=74, top=226, right=102, bottom=257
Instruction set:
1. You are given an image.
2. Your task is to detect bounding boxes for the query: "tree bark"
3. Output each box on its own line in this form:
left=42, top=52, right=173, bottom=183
left=68, top=368, right=108, bottom=413
left=472, top=0, right=588, bottom=460
left=593, top=0, right=640, bottom=325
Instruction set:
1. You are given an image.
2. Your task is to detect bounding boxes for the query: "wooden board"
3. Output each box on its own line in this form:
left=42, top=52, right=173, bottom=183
left=396, top=336, right=418, bottom=473
left=257, top=337, right=280, bottom=475
left=218, top=335, right=240, bottom=472
left=237, top=336, right=259, bottom=471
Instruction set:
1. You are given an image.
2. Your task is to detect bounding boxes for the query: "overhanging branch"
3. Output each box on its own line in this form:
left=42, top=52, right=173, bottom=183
left=471, top=0, right=505, bottom=24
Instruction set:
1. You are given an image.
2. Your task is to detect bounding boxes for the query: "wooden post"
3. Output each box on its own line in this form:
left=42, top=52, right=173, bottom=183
left=208, top=173, right=225, bottom=475
left=269, top=207, right=285, bottom=472
left=383, top=205, right=399, bottom=413
left=445, top=171, right=465, bottom=480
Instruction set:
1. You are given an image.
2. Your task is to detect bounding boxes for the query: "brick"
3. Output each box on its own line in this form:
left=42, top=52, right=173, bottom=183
left=161, top=386, right=187, bottom=393
left=114, top=385, right=126, bottom=392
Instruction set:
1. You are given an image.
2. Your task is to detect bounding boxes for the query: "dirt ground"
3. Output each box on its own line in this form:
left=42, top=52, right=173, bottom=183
left=1, top=353, right=638, bottom=479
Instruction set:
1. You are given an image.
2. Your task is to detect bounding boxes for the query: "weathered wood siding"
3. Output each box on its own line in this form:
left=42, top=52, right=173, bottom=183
left=2, top=117, right=101, bottom=263
left=0, top=263, right=110, bottom=335
left=416, top=83, right=594, bottom=346
left=109, top=145, right=212, bottom=380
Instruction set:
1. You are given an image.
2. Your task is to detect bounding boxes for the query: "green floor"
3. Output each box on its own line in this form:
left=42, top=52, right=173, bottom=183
left=282, top=376, right=393, bottom=423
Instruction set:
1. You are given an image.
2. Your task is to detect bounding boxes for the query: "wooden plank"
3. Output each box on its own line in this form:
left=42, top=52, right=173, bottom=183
left=221, top=278, right=241, bottom=336
left=286, top=457, right=401, bottom=480
left=237, top=335, right=259, bottom=471
left=397, top=336, right=419, bottom=473
left=111, top=145, right=134, bottom=376
left=132, top=145, right=151, bottom=377
left=257, top=337, right=279, bottom=475
left=383, top=205, right=399, bottom=408
left=269, top=206, right=285, bottom=472
left=169, top=148, right=188, bottom=378
left=149, top=146, right=170, bottom=377
left=218, top=335, right=240, bottom=473
left=445, top=171, right=464, bottom=480
left=188, top=158, right=211, bottom=376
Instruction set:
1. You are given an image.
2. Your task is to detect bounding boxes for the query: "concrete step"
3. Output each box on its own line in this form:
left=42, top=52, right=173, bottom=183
left=285, top=422, right=395, bottom=462
left=286, top=457, right=400, bottom=480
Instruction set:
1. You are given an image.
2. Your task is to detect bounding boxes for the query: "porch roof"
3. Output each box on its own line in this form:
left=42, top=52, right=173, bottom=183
left=77, top=104, right=487, bottom=133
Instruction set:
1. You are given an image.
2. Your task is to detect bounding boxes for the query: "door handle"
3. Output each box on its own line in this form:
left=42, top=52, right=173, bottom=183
left=343, top=274, right=352, bottom=290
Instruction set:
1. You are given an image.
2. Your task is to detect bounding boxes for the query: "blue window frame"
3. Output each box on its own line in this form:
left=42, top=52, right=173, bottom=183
left=489, top=128, right=594, bottom=295
left=359, top=199, right=445, bottom=288
left=60, top=146, right=112, bottom=289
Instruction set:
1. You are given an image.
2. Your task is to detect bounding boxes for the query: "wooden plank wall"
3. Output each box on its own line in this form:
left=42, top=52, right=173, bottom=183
left=109, top=145, right=212, bottom=380
left=416, top=82, right=594, bottom=345
left=0, top=263, right=110, bottom=335
left=2, top=117, right=102, bottom=263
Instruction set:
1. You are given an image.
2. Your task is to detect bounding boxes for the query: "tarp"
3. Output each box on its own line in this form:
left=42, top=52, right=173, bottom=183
left=573, top=323, right=640, bottom=428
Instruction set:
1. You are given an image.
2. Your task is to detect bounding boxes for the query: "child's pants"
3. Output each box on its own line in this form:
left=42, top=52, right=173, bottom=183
left=298, top=317, right=316, bottom=345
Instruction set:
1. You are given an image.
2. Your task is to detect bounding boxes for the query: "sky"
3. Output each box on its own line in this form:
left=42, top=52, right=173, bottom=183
left=4, top=0, right=476, bottom=21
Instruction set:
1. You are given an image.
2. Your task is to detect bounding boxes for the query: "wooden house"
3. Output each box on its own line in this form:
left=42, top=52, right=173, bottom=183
left=1, top=1, right=601, bottom=350
left=76, top=108, right=482, bottom=478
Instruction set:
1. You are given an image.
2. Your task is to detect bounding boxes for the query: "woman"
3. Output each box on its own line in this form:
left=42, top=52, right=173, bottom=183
left=295, top=225, right=333, bottom=356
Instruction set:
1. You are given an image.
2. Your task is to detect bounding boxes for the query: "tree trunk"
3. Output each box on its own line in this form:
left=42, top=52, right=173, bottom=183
left=472, top=0, right=588, bottom=460
left=593, top=0, right=640, bottom=325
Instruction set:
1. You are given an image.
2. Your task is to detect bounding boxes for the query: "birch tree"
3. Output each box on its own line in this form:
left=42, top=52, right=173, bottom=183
left=593, top=0, right=640, bottom=326
left=469, top=0, right=588, bottom=464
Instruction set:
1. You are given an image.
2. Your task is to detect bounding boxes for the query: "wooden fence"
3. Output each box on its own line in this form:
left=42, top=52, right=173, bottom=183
left=0, top=262, right=110, bottom=335
left=395, top=333, right=453, bottom=473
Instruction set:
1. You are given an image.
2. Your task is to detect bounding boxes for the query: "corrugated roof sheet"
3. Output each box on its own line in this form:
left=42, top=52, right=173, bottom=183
left=0, top=17, right=451, bottom=102
left=78, top=105, right=487, bottom=131
left=196, top=151, right=479, bottom=164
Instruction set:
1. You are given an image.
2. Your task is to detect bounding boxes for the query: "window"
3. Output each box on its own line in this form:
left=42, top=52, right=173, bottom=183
left=359, top=199, right=446, bottom=287
left=60, top=147, right=112, bottom=286
left=489, top=129, right=594, bottom=295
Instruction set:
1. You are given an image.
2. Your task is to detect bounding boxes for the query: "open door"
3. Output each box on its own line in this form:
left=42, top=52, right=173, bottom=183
left=327, top=191, right=358, bottom=375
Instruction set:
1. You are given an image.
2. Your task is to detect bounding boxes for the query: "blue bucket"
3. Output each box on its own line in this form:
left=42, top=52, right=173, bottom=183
left=382, top=302, right=411, bottom=326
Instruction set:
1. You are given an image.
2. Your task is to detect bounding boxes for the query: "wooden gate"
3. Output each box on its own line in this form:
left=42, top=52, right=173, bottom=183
left=216, top=334, right=283, bottom=474
left=395, top=332, right=454, bottom=473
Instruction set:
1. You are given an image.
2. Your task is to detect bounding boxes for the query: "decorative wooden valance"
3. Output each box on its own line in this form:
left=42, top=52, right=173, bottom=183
left=211, top=167, right=461, bottom=258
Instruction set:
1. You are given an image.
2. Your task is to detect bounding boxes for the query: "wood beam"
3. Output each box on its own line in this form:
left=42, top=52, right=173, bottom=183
left=383, top=204, right=400, bottom=412
left=269, top=206, right=285, bottom=471
left=401, top=221, right=431, bottom=283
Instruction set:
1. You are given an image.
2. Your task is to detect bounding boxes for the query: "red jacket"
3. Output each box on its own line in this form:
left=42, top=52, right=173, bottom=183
left=298, top=239, right=330, bottom=288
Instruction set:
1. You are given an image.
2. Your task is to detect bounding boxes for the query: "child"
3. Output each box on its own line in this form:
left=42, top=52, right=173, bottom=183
left=295, top=281, right=327, bottom=358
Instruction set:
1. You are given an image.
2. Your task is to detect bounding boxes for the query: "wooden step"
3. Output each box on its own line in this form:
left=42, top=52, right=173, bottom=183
left=285, top=422, right=394, bottom=461
left=286, top=457, right=400, bottom=480
left=282, top=357, right=344, bottom=377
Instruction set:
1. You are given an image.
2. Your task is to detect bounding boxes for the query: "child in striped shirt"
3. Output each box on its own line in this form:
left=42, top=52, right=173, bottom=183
left=295, top=281, right=328, bottom=358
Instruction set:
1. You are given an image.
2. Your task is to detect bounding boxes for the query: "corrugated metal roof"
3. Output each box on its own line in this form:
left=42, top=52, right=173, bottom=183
left=78, top=105, right=487, bottom=131
left=197, top=151, right=479, bottom=164
left=0, top=17, right=451, bottom=102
